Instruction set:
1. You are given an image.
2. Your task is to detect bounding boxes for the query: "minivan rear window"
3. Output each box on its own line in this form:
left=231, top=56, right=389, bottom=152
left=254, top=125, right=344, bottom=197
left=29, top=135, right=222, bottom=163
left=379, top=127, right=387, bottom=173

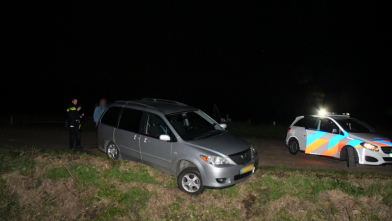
left=101, top=106, right=122, bottom=127
left=118, top=108, right=144, bottom=133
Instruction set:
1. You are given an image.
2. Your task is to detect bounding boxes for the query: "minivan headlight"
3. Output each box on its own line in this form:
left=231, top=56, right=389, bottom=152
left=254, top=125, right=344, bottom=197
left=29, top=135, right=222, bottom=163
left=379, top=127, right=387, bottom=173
left=251, top=146, right=257, bottom=158
left=360, top=142, right=379, bottom=152
left=200, top=155, right=229, bottom=165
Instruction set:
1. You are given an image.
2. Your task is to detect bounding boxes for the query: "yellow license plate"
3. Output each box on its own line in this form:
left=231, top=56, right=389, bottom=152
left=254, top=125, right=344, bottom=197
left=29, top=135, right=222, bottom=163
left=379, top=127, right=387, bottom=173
left=240, top=164, right=254, bottom=174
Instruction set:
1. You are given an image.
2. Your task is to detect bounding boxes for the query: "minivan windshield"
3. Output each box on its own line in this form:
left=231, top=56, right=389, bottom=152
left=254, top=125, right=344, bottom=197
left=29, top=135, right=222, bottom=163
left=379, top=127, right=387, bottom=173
left=333, top=118, right=376, bottom=133
left=166, top=111, right=225, bottom=141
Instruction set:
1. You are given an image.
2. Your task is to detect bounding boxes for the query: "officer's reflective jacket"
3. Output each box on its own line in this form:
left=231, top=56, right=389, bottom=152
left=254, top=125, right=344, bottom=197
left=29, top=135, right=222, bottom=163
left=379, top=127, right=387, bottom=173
left=67, top=104, right=81, bottom=126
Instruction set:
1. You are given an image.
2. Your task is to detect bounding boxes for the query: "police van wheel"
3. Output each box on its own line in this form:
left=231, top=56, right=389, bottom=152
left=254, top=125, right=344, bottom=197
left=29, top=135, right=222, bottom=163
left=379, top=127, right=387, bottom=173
left=346, top=147, right=356, bottom=168
left=106, top=142, right=121, bottom=160
left=288, top=139, right=299, bottom=155
left=177, top=168, right=205, bottom=195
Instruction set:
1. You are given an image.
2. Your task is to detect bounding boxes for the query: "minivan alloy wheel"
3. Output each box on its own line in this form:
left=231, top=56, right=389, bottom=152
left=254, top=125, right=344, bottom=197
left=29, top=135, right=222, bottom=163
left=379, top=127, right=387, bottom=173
left=107, top=143, right=118, bottom=159
left=178, top=168, right=205, bottom=195
left=182, top=173, right=201, bottom=192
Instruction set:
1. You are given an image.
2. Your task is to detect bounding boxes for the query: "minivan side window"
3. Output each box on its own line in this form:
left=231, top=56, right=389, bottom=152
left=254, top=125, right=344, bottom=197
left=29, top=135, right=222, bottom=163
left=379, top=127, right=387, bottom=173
left=143, top=113, right=176, bottom=142
left=118, top=108, right=144, bottom=133
left=101, top=106, right=122, bottom=127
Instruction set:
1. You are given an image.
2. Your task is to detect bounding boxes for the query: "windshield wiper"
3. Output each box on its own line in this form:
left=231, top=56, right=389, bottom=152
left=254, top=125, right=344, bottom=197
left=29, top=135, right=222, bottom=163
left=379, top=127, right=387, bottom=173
left=193, top=130, right=223, bottom=140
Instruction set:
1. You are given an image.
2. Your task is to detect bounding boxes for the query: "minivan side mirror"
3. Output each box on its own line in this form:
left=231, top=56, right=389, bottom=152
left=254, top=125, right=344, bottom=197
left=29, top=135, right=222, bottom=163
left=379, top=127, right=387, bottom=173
left=332, top=128, right=338, bottom=134
left=159, top=134, right=171, bottom=142
left=220, top=124, right=227, bottom=129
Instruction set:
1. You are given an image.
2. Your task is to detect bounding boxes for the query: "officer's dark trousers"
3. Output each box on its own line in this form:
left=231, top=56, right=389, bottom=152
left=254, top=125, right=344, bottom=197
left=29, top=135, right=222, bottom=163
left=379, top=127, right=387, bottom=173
left=69, top=126, right=81, bottom=148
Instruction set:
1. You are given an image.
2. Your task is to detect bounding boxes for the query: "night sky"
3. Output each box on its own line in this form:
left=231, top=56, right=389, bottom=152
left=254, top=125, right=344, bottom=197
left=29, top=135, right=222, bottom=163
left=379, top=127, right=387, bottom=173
left=3, top=1, right=391, bottom=127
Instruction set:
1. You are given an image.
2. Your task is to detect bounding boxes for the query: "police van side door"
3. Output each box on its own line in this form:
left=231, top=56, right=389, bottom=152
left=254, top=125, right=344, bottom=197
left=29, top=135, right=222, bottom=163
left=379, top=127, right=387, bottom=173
left=305, top=117, right=327, bottom=155
left=319, top=118, right=347, bottom=158
left=305, top=117, right=345, bottom=157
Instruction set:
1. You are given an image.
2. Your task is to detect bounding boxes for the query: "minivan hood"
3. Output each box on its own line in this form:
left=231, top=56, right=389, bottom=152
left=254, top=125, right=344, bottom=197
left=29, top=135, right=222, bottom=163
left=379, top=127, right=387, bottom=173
left=348, top=133, right=391, bottom=146
left=185, top=132, right=250, bottom=156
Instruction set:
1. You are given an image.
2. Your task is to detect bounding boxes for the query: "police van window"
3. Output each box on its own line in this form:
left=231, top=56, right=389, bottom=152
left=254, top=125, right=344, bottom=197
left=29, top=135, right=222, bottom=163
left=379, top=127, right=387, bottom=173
left=306, top=117, right=320, bottom=130
left=334, top=118, right=376, bottom=133
left=319, top=118, right=340, bottom=134
left=118, top=108, right=144, bottom=133
left=293, top=118, right=305, bottom=127
left=144, top=114, right=175, bottom=141
left=320, top=119, right=331, bottom=133
left=101, top=106, right=122, bottom=127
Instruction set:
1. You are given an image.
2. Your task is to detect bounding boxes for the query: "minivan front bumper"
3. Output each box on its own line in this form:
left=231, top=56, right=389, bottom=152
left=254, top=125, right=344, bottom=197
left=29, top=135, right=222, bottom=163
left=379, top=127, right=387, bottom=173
left=202, top=154, right=259, bottom=188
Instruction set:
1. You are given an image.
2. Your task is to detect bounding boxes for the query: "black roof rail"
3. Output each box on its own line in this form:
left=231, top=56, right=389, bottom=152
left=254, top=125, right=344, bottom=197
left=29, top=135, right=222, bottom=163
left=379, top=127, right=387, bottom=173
left=114, top=100, right=157, bottom=110
left=142, top=98, right=187, bottom=106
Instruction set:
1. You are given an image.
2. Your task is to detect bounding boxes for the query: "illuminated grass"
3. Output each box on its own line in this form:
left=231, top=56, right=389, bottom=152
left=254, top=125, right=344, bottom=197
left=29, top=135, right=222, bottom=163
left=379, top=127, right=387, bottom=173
left=1, top=147, right=391, bottom=220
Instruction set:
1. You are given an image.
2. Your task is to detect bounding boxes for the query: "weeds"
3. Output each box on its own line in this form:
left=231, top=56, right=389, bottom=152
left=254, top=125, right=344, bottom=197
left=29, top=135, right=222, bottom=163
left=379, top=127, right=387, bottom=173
left=0, top=178, right=21, bottom=220
left=1, top=147, right=391, bottom=220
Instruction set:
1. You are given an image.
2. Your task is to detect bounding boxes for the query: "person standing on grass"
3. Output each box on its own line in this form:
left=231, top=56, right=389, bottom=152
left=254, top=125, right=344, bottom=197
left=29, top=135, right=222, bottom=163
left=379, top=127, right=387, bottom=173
left=93, top=98, right=107, bottom=147
left=67, top=98, right=83, bottom=150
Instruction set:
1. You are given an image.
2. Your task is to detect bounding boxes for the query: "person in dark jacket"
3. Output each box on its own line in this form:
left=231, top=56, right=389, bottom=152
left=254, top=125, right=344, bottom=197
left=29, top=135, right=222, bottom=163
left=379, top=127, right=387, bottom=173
left=67, top=98, right=83, bottom=149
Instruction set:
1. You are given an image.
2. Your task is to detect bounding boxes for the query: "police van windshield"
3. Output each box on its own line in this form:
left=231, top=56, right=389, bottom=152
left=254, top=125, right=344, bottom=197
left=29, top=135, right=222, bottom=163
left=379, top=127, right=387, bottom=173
left=334, top=118, right=376, bottom=133
left=166, top=110, right=225, bottom=141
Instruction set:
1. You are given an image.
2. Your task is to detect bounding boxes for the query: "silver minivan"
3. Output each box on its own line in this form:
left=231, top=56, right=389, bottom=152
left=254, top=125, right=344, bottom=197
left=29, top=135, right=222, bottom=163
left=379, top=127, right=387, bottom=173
left=97, top=98, right=258, bottom=194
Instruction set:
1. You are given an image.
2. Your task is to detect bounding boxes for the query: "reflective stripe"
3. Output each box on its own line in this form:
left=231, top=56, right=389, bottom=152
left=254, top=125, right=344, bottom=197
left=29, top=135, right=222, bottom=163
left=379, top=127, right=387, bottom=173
left=347, top=139, right=362, bottom=148
left=305, top=139, right=328, bottom=154
left=372, top=140, right=392, bottom=146
left=67, top=107, right=77, bottom=112
left=321, top=141, right=346, bottom=156
left=328, top=134, right=347, bottom=150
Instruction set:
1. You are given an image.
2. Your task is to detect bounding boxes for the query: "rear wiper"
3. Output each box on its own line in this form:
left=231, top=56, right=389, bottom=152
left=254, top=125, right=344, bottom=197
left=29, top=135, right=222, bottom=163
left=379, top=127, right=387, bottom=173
left=193, top=130, right=222, bottom=140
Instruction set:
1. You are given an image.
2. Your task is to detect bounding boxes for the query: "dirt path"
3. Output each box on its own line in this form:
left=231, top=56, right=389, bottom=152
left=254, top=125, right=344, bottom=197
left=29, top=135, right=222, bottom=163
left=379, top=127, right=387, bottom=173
left=1, top=125, right=391, bottom=174
left=248, top=138, right=392, bottom=174
left=0, top=125, right=103, bottom=156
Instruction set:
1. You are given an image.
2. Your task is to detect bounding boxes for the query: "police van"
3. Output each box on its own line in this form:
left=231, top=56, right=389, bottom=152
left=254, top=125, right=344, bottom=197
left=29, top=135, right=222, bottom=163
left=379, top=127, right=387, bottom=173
left=286, top=112, right=392, bottom=167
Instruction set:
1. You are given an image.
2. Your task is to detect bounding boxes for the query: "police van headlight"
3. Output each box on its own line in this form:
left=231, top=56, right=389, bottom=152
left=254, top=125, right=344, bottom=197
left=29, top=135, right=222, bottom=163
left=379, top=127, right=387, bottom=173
left=360, top=143, right=379, bottom=152
left=200, top=155, right=230, bottom=165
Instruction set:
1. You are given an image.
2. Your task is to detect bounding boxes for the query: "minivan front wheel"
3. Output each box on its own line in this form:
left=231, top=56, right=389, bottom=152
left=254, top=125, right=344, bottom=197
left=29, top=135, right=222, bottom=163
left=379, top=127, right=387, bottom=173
left=178, top=168, right=205, bottom=195
left=106, top=142, right=121, bottom=160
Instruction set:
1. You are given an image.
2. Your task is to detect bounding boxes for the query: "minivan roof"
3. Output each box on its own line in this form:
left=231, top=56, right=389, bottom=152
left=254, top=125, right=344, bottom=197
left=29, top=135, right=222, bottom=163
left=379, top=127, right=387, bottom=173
left=115, top=98, right=199, bottom=115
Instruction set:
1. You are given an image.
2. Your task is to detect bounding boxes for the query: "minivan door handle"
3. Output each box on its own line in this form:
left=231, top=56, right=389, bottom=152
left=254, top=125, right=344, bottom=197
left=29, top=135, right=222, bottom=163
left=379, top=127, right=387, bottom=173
left=134, top=135, right=138, bottom=140
left=144, top=138, right=148, bottom=143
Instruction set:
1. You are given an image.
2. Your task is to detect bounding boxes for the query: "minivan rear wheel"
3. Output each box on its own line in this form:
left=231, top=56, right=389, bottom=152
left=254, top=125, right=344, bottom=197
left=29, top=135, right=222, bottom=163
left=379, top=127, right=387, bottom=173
left=288, top=139, right=299, bottom=155
left=106, top=142, right=121, bottom=160
left=177, top=168, right=204, bottom=195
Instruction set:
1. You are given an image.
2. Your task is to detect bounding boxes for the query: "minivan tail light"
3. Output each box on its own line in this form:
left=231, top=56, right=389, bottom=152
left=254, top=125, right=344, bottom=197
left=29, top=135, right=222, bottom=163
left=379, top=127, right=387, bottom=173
left=287, top=128, right=291, bottom=132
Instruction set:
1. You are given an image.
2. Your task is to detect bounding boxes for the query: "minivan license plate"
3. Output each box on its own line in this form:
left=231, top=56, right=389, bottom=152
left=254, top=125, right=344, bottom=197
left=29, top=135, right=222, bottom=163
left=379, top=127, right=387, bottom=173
left=240, top=164, right=254, bottom=174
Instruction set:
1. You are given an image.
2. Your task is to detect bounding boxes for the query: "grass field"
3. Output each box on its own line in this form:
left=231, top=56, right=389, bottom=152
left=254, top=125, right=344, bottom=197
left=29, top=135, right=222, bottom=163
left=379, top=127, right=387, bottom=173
left=1, top=147, right=391, bottom=220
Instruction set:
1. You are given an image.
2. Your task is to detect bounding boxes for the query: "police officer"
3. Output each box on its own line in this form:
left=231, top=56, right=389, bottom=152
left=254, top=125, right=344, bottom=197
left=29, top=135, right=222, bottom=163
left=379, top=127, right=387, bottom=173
left=67, top=98, right=83, bottom=149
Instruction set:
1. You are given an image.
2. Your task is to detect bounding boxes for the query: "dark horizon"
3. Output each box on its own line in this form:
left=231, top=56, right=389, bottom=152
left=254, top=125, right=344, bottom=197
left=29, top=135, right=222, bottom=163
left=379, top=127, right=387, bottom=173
left=3, top=1, right=392, bottom=127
